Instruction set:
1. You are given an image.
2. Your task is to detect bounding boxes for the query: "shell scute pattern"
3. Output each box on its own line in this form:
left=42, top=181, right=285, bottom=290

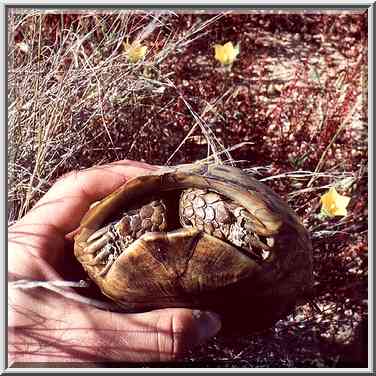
left=74, top=165, right=313, bottom=332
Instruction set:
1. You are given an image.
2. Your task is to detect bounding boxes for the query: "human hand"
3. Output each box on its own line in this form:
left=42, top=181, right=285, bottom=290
left=8, top=160, right=221, bottom=365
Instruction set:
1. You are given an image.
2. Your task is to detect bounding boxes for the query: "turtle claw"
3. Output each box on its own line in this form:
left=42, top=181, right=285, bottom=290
left=243, top=246, right=263, bottom=261
left=248, top=234, right=272, bottom=251
left=243, top=234, right=273, bottom=261
left=91, top=246, right=112, bottom=265
left=85, top=232, right=114, bottom=254
left=98, top=254, right=115, bottom=277
left=87, top=224, right=112, bottom=243
left=261, top=249, right=271, bottom=260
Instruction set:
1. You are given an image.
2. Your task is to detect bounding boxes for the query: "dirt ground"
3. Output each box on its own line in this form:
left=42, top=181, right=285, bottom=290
left=8, top=10, right=368, bottom=368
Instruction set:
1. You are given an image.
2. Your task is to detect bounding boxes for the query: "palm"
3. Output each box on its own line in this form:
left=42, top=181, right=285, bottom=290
left=8, top=160, right=221, bottom=364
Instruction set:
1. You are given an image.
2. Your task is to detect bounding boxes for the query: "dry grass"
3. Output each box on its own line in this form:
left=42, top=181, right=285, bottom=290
left=8, top=9, right=368, bottom=367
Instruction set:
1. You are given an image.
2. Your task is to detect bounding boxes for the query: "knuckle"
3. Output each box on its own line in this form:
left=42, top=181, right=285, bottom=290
left=54, top=169, right=93, bottom=202
left=156, top=310, right=195, bottom=361
left=54, top=169, right=79, bottom=186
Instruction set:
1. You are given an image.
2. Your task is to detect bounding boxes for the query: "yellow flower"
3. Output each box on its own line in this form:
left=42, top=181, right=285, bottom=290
left=213, top=41, right=239, bottom=66
left=124, top=40, right=148, bottom=63
left=320, top=187, right=351, bottom=217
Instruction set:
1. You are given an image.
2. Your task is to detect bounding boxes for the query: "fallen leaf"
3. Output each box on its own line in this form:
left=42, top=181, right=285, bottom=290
left=124, top=40, right=147, bottom=63
left=214, top=41, right=240, bottom=66
left=320, top=187, right=351, bottom=217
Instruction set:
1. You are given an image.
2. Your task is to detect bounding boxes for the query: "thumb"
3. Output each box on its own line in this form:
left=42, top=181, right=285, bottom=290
left=90, top=307, right=222, bottom=362
left=8, top=286, right=221, bottom=364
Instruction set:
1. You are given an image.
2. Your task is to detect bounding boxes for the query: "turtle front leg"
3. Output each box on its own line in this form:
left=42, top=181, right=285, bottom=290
left=98, top=254, right=115, bottom=277
left=84, top=200, right=169, bottom=277
left=91, top=246, right=113, bottom=265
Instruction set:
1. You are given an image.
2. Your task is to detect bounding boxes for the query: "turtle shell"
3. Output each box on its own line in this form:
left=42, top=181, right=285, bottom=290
left=74, top=163, right=313, bottom=333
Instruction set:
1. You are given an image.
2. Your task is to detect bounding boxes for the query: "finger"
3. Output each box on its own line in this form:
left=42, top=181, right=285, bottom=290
left=12, top=306, right=221, bottom=363
left=9, top=282, right=221, bottom=363
left=15, top=160, right=158, bottom=235
left=86, top=308, right=221, bottom=362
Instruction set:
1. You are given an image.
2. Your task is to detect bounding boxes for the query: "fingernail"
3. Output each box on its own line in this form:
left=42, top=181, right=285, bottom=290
left=192, top=310, right=221, bottom=342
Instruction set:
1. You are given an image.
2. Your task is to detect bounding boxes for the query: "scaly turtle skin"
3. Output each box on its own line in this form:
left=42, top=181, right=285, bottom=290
left=74, top=163, right=313, bottom=333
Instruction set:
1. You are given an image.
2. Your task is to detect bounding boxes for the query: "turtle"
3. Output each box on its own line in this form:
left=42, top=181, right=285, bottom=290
left=74, top=162, right=313, bottom=333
